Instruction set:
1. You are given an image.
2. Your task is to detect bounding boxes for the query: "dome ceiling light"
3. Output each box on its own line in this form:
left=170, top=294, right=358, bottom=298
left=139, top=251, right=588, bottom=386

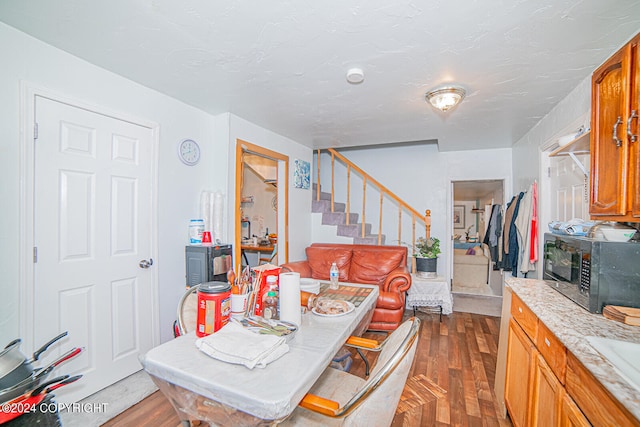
left=425, top=86, right=466, bottom=112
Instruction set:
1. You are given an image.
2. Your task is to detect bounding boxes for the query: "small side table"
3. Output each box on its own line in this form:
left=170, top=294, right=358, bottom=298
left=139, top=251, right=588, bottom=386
left=406, top=274, right=453, bottom=320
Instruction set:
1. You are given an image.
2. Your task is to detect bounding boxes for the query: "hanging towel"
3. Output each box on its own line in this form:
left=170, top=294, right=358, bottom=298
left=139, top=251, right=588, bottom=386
left=530, top=181, right=538, bottom=263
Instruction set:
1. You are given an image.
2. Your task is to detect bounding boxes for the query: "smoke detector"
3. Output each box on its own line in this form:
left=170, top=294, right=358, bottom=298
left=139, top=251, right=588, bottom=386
left=346, top=68, right=365, bottom=84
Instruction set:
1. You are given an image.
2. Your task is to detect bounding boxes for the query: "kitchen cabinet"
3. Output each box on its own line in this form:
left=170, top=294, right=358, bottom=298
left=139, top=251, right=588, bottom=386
left=560, top=392, right=591, bottom=427
left=505, top=293, right=589, bottom=427
left=531, top=353, right=563, bottom=427
left=590, top=32, right=640, bottom=220
left=504, top=291, right=639, bottom=427
left=505, top=318, right=536, bottom=427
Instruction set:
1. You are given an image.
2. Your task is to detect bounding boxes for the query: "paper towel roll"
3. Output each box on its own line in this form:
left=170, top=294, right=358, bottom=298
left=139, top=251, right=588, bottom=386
left=279, top=272, right=301, bottom=327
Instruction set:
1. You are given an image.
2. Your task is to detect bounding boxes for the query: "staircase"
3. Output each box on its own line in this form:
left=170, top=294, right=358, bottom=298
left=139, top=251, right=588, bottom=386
left=314, top=148, right=429, bottom=251
left=312, top=184, right=384, bottom=245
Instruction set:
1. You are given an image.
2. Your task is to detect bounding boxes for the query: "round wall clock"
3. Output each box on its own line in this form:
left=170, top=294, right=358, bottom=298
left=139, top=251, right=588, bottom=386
left=177, top=139, right=201, bottom=166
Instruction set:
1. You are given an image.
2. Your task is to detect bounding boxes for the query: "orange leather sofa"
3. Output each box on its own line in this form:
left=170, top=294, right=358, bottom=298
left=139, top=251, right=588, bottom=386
left=279, top=243, right=412, bottom=331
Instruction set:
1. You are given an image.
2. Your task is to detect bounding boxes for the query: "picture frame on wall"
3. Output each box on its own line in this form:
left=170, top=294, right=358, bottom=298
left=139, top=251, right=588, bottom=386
left=293, top=159, right=311, bottom=189
left=453, top=205, right=465, bottom=229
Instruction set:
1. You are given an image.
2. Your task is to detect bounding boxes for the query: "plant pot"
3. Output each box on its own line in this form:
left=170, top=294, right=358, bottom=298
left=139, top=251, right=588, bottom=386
left=415, top=256, right=437, bottom=278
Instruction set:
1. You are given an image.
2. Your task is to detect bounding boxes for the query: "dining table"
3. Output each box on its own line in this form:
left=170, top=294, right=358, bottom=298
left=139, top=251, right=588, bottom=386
left=139, top=282, right=379, bottom=426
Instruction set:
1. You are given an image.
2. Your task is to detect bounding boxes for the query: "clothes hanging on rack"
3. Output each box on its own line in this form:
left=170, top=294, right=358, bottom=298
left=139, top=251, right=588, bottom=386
left=515, top=184, right=535, bottom=275
left=483, top=204, right=502, bottom=266
left=530, top=181, right=539, bottom=263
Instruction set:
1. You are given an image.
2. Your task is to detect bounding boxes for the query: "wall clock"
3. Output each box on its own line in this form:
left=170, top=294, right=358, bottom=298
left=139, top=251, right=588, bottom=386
left=177, top=138, right=201, bottom=166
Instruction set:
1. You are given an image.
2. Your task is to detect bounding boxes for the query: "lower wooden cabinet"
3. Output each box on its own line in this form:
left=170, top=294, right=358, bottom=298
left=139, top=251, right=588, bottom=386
left=560, top=392, right=591, bottom=427
left=505, top=293, right=594, bottom=427
left=505, top=318, right=536, bottom=427
left=531, top=353, right=563, bottom=427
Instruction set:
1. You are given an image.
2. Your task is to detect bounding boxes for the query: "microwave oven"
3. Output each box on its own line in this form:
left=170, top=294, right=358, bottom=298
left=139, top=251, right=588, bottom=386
left=543, top=233, right=640, bottom=313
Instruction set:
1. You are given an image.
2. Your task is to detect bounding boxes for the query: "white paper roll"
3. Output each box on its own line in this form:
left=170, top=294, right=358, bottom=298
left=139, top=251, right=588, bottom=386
left=278, top=272, right=301, bottom=327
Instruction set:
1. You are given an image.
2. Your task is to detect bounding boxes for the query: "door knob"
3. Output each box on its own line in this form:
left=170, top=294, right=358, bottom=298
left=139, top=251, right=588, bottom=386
left=139, top=259, right=154, bottom=269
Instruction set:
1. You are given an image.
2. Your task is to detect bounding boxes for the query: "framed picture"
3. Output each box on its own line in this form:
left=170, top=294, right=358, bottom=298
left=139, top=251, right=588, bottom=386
left=453, top=205, right=465, bottom=229
left=293, top=159, right=311, bottom=189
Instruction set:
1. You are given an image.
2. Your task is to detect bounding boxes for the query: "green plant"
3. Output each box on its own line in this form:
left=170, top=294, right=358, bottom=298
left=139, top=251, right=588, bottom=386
left=413, top=237, right=440, bottom=258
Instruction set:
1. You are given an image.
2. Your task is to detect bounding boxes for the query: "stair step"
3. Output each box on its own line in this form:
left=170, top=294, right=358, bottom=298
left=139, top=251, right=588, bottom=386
left=354, top=235, right=386, bottom=245
left=321, top=212, right=359, bottom=226
left=312, top=199, right=346, bottom=213
left=337, top=223, right=371, bottom=237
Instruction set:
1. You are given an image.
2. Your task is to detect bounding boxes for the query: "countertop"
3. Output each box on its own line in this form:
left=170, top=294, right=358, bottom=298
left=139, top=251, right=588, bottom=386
left=505, top=277, right=640, bottom=421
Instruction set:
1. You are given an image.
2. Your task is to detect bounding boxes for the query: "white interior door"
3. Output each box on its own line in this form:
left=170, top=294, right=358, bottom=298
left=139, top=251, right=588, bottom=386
left=549, top=155, right=589, bottom=221
left=34, top=96, right=155, bottom=403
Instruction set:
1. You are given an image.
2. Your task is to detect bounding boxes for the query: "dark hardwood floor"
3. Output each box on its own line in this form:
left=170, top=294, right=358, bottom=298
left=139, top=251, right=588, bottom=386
left=103, top=311, right=512, bottom=426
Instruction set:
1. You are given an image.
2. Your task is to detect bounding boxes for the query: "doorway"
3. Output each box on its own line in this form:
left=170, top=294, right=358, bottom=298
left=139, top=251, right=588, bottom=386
left=24, top=93, right=158, bottom=403
left=451, top=179, right=504, bottom=298
left=234, top=139, right=288, bottom=268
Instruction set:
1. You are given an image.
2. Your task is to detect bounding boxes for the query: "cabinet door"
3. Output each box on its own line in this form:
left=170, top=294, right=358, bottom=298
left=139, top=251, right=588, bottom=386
left=590, top=43, right=631, bottom=216
left=505, top=319, right=537, bottom=427
left=531, top=353, right=563, bottom=427
left=560, top=392, right=591, bottom=427
left=630, top=35, right=640, bottom=217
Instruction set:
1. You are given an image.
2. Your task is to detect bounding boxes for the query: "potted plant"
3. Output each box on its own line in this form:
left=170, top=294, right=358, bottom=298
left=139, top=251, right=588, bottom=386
left=413, top=236, right=440, bottom=278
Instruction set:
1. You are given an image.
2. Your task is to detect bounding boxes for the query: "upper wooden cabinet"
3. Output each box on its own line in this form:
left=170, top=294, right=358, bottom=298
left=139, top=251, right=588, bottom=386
left=590, top=32, right=640, bottom=219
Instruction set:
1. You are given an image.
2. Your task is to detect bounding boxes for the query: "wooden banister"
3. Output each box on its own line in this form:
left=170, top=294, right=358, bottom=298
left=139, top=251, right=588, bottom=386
left=328, top=148, right=424, bottom=220
left=315, top=148, right=431, bottom=267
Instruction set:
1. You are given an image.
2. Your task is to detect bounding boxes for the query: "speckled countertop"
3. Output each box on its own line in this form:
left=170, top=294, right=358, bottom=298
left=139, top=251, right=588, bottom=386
left=505, top=277, right=640, bottom=422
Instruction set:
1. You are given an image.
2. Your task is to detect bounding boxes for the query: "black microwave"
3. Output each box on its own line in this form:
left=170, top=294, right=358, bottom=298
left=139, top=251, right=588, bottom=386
left=543, top=233, right=640, bottom=313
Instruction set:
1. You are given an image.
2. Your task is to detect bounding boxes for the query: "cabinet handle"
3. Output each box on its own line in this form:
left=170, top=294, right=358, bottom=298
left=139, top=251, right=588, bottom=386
left=627, top=110, right=638, bottom=143
left=613, top=116, right=623, bottom=147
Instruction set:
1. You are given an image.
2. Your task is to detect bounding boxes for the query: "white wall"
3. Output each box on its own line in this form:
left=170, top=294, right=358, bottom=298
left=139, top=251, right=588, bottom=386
left=511, top=75, right=591, bottom=278
left=0, top=24, right=316, bottom=347
left=0, top=23, right=227, bottom=345
left=315, top=145, right=512, bottom=280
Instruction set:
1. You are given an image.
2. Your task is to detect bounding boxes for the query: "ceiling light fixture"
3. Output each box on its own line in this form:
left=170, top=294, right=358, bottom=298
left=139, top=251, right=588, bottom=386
left=425, top=86, right=466, bottom=112
left=346, top=68, right=365, bottom=84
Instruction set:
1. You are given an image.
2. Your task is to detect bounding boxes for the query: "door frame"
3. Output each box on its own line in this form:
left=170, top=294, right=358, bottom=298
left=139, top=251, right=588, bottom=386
left=448, top=177, right=508, bottom=285
left=234, top=139, right=289, bottom=267
left=18, top=82, right=161, bottom=352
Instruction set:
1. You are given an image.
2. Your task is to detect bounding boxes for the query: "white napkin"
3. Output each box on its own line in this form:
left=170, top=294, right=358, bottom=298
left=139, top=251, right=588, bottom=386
left=195, top=321, right=289, bottom=369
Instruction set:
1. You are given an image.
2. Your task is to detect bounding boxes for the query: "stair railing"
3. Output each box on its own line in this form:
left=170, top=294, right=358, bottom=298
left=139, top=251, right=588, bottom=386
left=315, top=148, right=431, bottom=257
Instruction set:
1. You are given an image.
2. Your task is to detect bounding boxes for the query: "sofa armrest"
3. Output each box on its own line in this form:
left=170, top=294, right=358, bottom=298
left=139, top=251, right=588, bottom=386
left=376, top=290, right=405, bottom=310
left=278, top=260, right=312, bottom=277
left=382, top=266, right=411, bottom=294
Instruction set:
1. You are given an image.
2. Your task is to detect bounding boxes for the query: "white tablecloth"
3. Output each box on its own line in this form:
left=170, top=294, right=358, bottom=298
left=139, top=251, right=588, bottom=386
left=406, top=275, right=453, bottom=314
left=140, top=283, right=378, bottom=421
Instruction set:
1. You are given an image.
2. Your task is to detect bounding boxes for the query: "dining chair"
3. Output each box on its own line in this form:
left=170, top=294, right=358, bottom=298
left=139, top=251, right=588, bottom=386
left=174, top=284, right=199, bottom=337
left=279, top=317, right=420, bottom=426
left=259, top=243, right=277, bottom=265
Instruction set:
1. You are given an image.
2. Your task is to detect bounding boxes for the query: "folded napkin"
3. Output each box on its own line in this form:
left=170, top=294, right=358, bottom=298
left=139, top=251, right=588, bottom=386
left=195, top=321, right=289, bottom=369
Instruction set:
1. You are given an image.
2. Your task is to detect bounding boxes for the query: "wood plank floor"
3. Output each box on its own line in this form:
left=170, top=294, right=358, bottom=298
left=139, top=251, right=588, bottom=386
left=103, top=311, right=512, bottom=426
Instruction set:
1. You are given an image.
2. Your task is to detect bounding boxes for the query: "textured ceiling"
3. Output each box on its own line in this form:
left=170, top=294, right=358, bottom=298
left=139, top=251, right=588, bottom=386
left=1, top=0, right=640, bottom=151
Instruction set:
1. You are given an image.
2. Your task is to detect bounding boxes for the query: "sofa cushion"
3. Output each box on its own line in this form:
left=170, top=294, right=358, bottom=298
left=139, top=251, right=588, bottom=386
left=305, top=247, right=352, bottom=280
left=349, top=249, right=404, bottom=286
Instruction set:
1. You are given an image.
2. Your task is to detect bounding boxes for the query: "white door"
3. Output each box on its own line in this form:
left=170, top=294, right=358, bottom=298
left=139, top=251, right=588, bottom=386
left=549, top=155, right=589, bottom=221
left=33, top=96, right=155, bottom=403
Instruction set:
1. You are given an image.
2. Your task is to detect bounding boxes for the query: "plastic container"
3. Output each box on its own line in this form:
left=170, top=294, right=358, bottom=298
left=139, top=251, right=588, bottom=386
left=189, top=219, right=205, bottom=245
left=196, top=281, right=231, bottom=337
left=263, top=291, right=279, bottom=320
left=329, top=262, right=339, bottom=290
